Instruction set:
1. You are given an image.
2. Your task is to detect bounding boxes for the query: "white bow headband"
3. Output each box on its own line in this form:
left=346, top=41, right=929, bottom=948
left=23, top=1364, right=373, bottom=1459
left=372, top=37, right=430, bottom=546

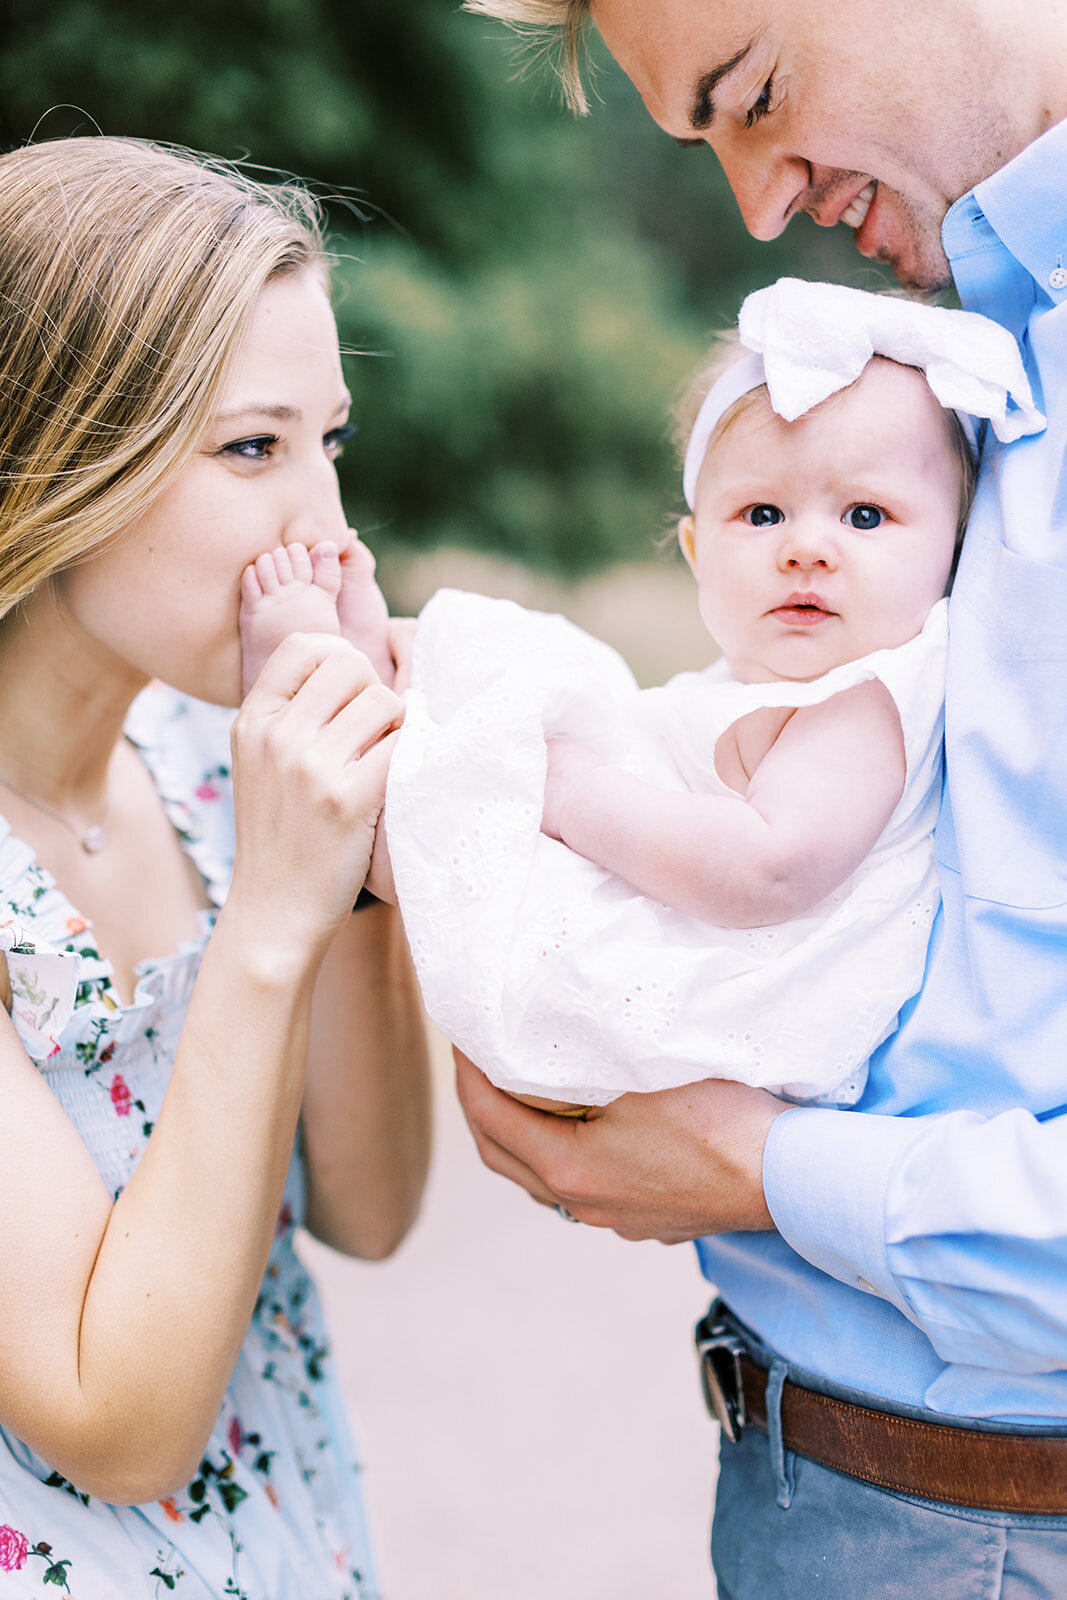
left=683, top=278, right=1046, bottom=509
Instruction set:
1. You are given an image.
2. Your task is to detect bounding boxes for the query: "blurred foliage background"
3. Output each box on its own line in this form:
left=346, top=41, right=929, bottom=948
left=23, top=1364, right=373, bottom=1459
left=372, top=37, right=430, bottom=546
left=0, top=0, right=889, bottom=577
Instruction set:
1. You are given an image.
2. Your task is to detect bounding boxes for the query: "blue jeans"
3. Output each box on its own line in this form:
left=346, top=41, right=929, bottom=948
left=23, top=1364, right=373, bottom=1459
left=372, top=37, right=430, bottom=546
left=709, top=1332, right=1067, bottom=1599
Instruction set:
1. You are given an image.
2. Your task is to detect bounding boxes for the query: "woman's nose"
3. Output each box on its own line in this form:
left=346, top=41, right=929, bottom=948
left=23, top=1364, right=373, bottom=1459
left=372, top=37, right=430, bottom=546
left=284, top=464, right=348, bottom=548
left=714, top=142, right=811, bottom=242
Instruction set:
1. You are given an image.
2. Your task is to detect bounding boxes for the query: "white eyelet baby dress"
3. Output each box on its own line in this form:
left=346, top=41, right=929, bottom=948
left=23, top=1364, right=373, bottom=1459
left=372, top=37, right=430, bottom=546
left=0, top=682, right=378, bottom=1600
left=387, top=589, right=948, bottom=1108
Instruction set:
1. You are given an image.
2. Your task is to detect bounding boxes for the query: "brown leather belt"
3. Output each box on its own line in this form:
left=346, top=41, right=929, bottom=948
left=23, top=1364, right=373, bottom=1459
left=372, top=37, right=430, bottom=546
left=741, top=1357, right=1067, bottom=1514
left=696, top=1310, right=1067, bottom=1514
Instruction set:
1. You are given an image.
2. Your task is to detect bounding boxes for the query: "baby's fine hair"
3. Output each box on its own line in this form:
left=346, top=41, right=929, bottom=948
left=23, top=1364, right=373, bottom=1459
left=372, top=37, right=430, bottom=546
left=675, top=334, right=979, bottom=547
left=0, top=136, right=326, bottom=621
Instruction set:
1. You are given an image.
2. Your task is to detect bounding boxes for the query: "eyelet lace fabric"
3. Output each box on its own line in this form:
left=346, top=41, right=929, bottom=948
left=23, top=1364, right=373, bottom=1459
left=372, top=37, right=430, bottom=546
left=387, top=591, right=948, bottom=1108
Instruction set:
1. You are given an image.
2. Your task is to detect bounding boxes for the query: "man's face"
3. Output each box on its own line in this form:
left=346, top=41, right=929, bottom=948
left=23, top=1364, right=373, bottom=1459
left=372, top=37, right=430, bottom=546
left=591, top=0, right=1034, bottom=291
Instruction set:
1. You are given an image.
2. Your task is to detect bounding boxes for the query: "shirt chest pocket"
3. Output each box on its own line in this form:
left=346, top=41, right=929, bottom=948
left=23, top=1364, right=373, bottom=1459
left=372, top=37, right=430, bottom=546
left=939, top=535, right=1067, bottom=909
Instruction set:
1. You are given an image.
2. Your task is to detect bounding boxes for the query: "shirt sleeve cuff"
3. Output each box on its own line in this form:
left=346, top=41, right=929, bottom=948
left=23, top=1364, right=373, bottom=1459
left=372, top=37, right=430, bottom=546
left=763, top=1106, right=929, bottom=1312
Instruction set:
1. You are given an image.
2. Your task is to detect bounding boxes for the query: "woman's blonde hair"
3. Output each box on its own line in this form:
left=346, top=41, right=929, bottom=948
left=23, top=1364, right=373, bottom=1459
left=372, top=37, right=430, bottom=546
left=0, top=136, right=326, bottom=620
left=464, top=0, right=593, bottom=113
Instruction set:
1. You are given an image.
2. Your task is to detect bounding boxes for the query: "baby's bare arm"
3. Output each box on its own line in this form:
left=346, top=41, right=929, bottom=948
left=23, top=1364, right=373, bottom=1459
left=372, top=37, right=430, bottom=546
left=543, top=680, right=906, bottom=927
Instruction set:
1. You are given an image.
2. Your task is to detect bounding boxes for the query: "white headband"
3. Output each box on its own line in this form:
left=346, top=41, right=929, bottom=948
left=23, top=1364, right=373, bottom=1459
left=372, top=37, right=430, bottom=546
left=683, top=277, right=1046, bottom=509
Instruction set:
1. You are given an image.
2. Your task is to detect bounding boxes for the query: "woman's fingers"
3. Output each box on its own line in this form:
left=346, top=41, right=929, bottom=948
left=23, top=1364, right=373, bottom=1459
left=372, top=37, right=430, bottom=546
left=240, top=630, right=357, bottom=716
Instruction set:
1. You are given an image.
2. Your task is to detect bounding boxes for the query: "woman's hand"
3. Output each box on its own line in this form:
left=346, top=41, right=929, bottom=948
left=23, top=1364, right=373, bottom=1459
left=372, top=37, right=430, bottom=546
left=228, top=632, right=403, bottom=945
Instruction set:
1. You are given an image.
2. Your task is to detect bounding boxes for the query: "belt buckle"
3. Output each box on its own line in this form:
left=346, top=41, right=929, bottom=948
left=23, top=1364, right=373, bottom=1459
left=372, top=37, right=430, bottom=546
left=695, top=1308, right=748, bottom=1443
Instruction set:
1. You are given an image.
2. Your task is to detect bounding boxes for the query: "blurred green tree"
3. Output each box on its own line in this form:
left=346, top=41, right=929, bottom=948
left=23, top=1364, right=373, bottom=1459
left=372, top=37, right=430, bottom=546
left=0, top=0, right=887, bottom=574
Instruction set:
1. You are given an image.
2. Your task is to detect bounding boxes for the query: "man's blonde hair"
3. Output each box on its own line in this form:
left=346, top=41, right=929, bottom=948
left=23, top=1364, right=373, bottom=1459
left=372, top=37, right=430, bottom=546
left=0, top=136, right=325, bottom=620
left=465, top=0, right=594, bottom=113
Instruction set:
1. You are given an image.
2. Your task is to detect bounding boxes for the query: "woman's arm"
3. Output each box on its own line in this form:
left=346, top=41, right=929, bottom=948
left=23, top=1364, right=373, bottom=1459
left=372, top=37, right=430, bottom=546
left=301, top=898, right=431, bottom=1260
left=0, top=635, right=401, bottom=1506
left=542, top=680, right=906, bottom=927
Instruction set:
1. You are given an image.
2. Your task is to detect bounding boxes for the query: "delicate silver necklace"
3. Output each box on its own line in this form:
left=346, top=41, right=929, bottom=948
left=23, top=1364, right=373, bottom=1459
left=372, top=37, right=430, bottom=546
left=0, top=774, right=108, bottom=853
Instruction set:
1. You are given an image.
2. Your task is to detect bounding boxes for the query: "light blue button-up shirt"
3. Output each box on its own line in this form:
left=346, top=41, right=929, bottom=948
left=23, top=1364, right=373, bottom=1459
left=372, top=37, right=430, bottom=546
left=697, top=116, right=1067, bottom=1423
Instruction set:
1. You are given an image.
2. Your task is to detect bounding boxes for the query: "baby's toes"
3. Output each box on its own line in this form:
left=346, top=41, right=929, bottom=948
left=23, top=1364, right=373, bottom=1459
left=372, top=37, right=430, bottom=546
left=251, top=548, right=290, bottom=595
left=309, top=540, right=343, bottom=601
left=240, top=562, right=266, bottom=609
left=339, top=531, right=378, bottom=581
left=284, top=542, right=312, bottom=585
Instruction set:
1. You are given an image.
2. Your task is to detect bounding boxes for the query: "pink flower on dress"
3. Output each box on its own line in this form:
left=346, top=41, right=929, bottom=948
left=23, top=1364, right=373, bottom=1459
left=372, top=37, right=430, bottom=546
left=158, top=1496, right=184, bottom=1524
left=0, top=1525, right=28, bottom=1571
left=65, top=914, right=87, bottom=936
left=110, top=1073, right=132, bottom=1116
left=228, top=1415, right=243, bottom=1458
left=195, top=781, right=221, bottom=802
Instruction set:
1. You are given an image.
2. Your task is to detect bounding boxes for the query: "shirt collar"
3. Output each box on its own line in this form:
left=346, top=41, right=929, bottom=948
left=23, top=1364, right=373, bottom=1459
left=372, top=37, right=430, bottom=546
left=943, top=117, right=1067, bottom=311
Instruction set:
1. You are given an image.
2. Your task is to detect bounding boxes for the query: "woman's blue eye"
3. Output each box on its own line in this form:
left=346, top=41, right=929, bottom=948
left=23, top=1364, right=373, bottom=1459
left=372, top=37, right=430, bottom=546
left=325, top=422, right=357, bottom=457
left=745, top=504, right=784, bottom=527
left=223, top=434, right=277, bottom=461
left=846, top=504, right=884, bottom=530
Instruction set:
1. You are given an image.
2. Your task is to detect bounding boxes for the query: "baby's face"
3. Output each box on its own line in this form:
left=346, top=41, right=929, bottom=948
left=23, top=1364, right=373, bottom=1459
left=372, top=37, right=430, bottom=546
left=681, top=359, right=962, bottom=683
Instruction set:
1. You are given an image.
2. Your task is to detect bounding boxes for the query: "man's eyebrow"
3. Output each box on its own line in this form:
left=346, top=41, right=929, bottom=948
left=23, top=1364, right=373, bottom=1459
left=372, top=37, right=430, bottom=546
left=687, top=40, right=757, bottom=132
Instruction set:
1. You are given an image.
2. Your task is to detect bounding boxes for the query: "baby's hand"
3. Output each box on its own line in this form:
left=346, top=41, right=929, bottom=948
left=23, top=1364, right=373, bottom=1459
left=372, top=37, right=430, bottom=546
left=541, top=738, right=605, bottom=843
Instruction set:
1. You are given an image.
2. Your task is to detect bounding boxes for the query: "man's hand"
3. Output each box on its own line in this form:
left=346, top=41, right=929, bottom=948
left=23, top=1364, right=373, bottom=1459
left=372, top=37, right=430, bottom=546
left=454, top=1049, right=787, bottom=1242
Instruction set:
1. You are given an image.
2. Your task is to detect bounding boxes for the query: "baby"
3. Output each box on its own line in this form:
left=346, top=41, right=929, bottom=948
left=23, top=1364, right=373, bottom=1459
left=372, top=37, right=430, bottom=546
left=240, top=278, right=1043, bottom=1108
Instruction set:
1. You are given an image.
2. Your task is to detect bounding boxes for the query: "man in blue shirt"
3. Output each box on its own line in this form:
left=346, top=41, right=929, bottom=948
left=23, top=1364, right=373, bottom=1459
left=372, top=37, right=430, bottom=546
left=458, top=0, right=1067, bottom=1592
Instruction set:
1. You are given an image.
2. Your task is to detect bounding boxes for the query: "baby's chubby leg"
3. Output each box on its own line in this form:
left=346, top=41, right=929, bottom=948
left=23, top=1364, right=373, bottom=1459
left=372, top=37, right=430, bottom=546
left=337, top=532, right=395, bottom=686
left=239, top=541, right=341, bottom=696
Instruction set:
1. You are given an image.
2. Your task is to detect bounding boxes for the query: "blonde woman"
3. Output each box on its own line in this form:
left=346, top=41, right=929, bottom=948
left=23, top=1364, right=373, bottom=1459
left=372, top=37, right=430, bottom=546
left=0, top=137, right=430, bottom=1598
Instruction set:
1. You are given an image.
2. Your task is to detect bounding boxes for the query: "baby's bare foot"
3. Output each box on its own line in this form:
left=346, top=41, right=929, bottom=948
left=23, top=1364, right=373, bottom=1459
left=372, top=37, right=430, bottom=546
left=239, top=541, right=342, bottom=695
left=337, top=532, right=394, bottom=685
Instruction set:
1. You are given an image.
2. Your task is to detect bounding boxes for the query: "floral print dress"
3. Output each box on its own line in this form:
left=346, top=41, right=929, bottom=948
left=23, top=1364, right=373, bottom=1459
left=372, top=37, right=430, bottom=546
left=0, top=682, right=378, bottom=1600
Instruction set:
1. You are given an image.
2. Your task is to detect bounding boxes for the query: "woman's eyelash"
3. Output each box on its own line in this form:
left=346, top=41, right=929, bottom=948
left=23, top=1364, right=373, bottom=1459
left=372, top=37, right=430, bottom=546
left=219, top=422, right=357, bottom=462
left=221, top=433, right=277, bottom=461
left=745, top=76, right=776, bottom=128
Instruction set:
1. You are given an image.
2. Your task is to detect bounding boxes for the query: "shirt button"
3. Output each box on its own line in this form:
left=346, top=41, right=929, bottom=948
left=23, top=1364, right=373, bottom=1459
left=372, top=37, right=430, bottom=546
left=1049, top=266, right=1067, bottom=291
left=857, top=1276, right=881, bottom=1296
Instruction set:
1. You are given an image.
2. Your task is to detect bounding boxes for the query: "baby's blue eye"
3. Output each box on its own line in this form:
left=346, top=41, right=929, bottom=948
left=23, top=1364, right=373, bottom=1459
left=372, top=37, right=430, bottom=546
left=846, top=505, right=883, bottom=530
left=746, top=504, right=784, bottom=527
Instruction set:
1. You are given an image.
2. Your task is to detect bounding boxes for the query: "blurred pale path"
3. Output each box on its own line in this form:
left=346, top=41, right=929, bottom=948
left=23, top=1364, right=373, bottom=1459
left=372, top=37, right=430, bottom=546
left=301, top=1027, right=718, bottom=1600
left=378, top=548, right=718, bottom=690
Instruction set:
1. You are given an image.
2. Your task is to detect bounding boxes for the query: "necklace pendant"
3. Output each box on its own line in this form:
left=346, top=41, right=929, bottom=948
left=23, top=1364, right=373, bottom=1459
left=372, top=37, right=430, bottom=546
left=82, top=825, right=107, bottom=854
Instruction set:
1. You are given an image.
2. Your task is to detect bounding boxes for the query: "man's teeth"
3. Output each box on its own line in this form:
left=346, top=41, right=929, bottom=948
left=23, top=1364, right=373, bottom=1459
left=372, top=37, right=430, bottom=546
left=840, top=181, right=876, bottom=230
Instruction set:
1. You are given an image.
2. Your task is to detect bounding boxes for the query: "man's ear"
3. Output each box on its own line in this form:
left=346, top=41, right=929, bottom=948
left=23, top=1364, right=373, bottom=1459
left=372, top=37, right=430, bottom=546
left=678, top=514, right=698, bottom=574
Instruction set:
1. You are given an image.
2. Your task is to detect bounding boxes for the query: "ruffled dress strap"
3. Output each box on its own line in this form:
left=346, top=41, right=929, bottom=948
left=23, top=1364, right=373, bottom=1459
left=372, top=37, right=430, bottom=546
left=0, top=683, right=235, bottom=1063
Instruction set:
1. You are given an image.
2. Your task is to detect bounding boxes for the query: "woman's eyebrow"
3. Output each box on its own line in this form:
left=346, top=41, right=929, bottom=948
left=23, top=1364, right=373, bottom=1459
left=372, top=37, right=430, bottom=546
left=687, top=40, right=758, bottom=131
left=215, top=396, right=351, bottom=425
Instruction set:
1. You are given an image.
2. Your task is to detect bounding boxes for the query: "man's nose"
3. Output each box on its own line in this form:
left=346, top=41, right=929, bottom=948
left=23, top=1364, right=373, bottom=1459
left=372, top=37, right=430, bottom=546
left=715, top=142, right=811, bottom=242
